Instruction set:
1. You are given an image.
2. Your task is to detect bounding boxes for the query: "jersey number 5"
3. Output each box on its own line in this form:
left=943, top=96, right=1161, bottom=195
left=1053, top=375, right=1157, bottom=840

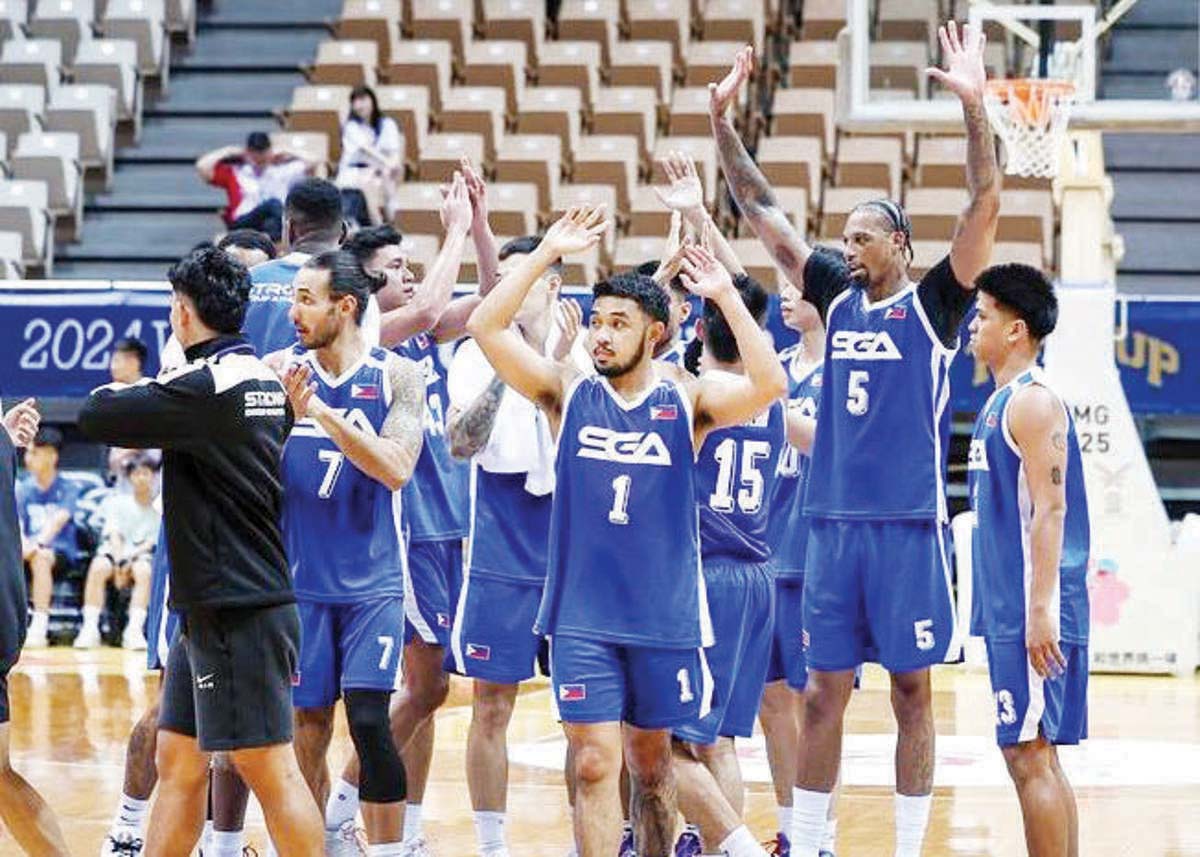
left=846, top=370, right=870, bottom=416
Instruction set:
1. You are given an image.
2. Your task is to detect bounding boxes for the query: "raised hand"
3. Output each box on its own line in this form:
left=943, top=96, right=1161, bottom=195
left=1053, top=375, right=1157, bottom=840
left=439, top=170, right=473, bottom=234
left=709, top=44, right=753, bottom=121
left=926, top=21, right=987, bottom=104
left=653, top=150, right=705, bottom=215
left=281, top=364, right=321, bottom=422
left=678, top=244, right=734, bottom=301
left=543, top=205, right=609, bottom=257
left=460, top=156, right=489, bottom=225
left=3, top=398, right=39, bottom=448
left=552, top=299, right=583, bottom=363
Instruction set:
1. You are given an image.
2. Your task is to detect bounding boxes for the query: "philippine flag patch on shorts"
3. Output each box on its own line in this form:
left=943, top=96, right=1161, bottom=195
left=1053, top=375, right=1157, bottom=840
left=466, top=643, right=491, bottom=661
left=559, top=684, right=587, bottom=702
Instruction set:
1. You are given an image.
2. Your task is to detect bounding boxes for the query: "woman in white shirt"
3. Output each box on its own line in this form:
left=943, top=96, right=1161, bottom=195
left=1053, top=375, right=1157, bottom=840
left=336, top=85, right=404, bottom=225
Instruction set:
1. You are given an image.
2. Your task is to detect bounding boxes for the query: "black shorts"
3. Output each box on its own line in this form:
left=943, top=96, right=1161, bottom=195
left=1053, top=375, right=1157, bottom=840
left=0, top=659, right=12, bottom=724
left=159, top=603, right=300, bottom=752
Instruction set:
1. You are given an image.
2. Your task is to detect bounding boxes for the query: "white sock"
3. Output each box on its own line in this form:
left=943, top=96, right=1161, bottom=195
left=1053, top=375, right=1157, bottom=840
left=28, top=611, right=48, bottom=636
left=200, top=820, right=213, bottom=851
left=403, top=803, right=423, bottom=842
left=325, top=779, right=360, bottom=830
left=82, top=605, right=101, bottom=630
left=821, top=817, right=837, bottom=853
left=623, top=819, right=632, bottom=835
left=719, top=825, right=767, bottom=857
left=474, top=810, right=508, bottom=855
left=210, top=830, right=245, bottom=857
left=113, top=793, right=149, bottom=829
left=777, top=805, right=793, bottom=838
left=127, top=607, right=147, bottom=632
left=367, top=845, right=406, bottom=857
left=894, top=793, right=932, bottom=857
left=791, top=788, right=832, bottom=857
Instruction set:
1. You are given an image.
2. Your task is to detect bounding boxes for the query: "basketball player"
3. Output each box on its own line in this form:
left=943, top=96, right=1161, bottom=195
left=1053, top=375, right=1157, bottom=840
left=0, top=396, right=70, bottom=857
left=966, top=264, right=1088, bottom=857
left=468, top=207, right=787, bottom=857
left=78, top=247, right=324, bottom=857
left=671, top=274, right=784, bottom=857
left=275, top=250, right=426, bottom=855
left=443, top=235, right=563, bottom=857
left=710, top=28, right=1000, bottom=857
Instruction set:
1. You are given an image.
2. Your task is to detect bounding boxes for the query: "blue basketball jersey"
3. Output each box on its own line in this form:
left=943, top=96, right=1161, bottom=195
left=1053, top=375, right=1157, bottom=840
left=805, top=285, right=955, bottom=521
left=281, top=345, right=405, bottom=602
left=396, top=333, right=469, bottom=541
left=769, top=351, right=824, bottom=577
left=467, top=466, right=552, bottom=583
left=968, top=369, right=1090, bottom=644
left=535, top=375, right=711, bottom=649
left=696, top=374, right=785, bottom=564
left=244, top=255, right=306, bottom=356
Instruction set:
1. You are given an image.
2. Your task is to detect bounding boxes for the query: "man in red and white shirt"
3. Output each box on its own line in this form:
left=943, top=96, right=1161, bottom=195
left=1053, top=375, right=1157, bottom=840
left=196, top=132, right=322, bottom=241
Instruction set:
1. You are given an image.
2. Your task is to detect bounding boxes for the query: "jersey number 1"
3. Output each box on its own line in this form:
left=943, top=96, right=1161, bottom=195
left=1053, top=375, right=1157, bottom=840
left=608, top=475, right=632, bottom=525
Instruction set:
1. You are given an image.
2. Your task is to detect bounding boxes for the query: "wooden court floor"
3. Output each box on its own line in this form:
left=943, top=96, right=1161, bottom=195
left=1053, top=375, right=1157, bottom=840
left=3, top=649, right=1200, bottom=856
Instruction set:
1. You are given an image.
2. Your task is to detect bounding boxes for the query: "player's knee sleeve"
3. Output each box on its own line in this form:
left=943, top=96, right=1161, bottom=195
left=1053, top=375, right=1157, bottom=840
left=344, top=690, right=406, bottom=804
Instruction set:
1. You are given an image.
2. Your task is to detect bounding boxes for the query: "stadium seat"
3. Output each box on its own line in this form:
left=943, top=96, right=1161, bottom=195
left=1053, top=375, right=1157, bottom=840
left=383, top=40, right=453, bottom=112
left=0, top=86, right=46, bottom=159
left=904, top=187, right=965, bottom=241
left=538, top=41, right=601, bottom=110
left=515, top=87, right=582, bottom=156
left=833, top=136, right=903, bottom=199
left=481, top=0, right=544, bottom=63
left=494, top=133, right=561, bottom=211
left=12, top=130, right=83, bottom=241
left=770, top=87, right=836, bottom=160
left=611, top=234, right=667, bottom=273
left=459, top=231, right=514, bottom=283
left=877, top=0, right=937, bottom=47
left=482, top=182, right=539, bottom=236
left=572, top=135, right=639, bottom=211
left=668, top=87, right=716, bottom=137
left=376, top=84, right=429, bottom=165
left=625, top=0, right=689, bottom=65
left=72, top=39, right=142, bottom=142
left=337, top=0, right=402, bottom=67
left=913, top=136, right=966, bottom=188
left=410, top=0, right=471, bottom=63
left=909, top=238, right=1044, bottom=280
left=0, top=179, right=53, bottom=274
left=0, top=229, right=23, bottom=279
left=799, top=0, right=845, bottom=40
left=870, top=42, right=928, bottom=96
left=463, top=40, right=527, bottom=114
left=102, top=0, right=169, bottom=93
left=999, top=189, right=1055, bottom=259
left=701, top=0, right=763, bottom=46
left=683, top=42, right=746, bottom=89
left=269, top=131, right=331, bottom=175
left=787, top=41, right=838, bottom=89
left=286, top=86, right=351, bottom=159
left=45, top=84, right=115, bottom=189
left=556, top=0, right=619, bottom=66
left=626, top=184, right=671, bottom=237
left=591, top=87, right=658, bottom=163
left=607, top=40, right=673, bottom=105
left=165, top=0, right=195, bottom=44
left=400, top=232, right=439, bottom=279
left=729, top=238, right=782, bottom=290
left=0, top=0, right=27, bottom=43
left=417, top=132, right=485, bottom=182
left=552, top=183, right=617, bottom=260
left=737, top=185, right=809, bottom=239
left=0, top=39, right=64, bottom=93
left=311, top=39, right=378, bottom=87
left=27, top=0, right=94, bottom=67
left=819, top=186, right=888, bottom=239
left=755, top=136, right=822, bottom=208
left=391, top=182, right=445, bottom=235
left=650, top=137, right=717, bottom=206
left=439, top=86, right=507, bottom=161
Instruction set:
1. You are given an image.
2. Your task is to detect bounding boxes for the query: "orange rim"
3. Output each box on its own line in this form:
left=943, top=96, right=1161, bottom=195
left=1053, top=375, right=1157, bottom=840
left=986, top=78, right=1076, bottom=127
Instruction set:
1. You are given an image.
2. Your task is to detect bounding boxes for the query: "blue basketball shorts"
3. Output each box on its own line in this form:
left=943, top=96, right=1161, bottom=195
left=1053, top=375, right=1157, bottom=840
left=448, top=573, right=545, bottom=684
left=986, top=638, right=1088, bottom=748
left=675, top=561, right=774, bottom=745
left=550, top=635, right=712, bottom=730
left=294, top=597, right=406, bottom=709
left=403, top=538, right=463, bottom=647
left=766, top=575, right=808, bottom=691
left=803, top=518, right=957, bottom=673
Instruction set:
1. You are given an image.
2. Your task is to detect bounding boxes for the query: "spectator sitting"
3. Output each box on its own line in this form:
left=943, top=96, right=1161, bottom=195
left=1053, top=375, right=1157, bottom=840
left=195, top=132, right=322, bottom=241
left=336, top=85, right=403, bottom=226
left=105, top=337, right=161, bottom=490
left=74, top=454, right=161, bottom=651
left=17, top=427, right=81, bottom=648
left=217, top=228, right=277, bottom=269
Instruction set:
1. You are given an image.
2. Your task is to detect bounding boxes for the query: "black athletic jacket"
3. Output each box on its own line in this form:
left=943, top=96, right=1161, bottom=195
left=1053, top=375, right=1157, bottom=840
left=0, top=428, right=27, bottom=668
left=79, top=335, right=295, bottom=611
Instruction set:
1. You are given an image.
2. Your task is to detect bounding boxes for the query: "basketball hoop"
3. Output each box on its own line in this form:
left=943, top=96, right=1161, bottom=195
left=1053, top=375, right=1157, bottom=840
left=985, top=78, right=1076, bottom=179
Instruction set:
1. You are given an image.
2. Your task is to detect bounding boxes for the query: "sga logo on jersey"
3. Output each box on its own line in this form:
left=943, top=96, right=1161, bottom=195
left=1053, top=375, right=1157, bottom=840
left=576, top=426, right=672, bottom=466
left=291, top=407, right=377, bottom=439
left=829, top=330, right=903, bottom=361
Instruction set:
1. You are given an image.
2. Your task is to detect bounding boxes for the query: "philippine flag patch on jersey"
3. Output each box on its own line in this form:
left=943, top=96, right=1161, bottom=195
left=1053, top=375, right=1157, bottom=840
left=351, top=383, right=380, bottom=400
left=559, top=684, right=587, bottom=701
left=466, top=643, right=491, bottom=661
left=986, top=411, right=999, bottom=428
left=650, top=404, right=678, bottom=421
left=885, top=306, right=907, bottom=320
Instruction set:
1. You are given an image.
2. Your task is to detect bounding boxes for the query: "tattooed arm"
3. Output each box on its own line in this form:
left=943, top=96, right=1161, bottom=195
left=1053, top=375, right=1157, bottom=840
left=709, top=46, right=812, bottom=291
left=446, top=375, right=506, bottom=460
left=1008, top=383, right=1069, bottom=680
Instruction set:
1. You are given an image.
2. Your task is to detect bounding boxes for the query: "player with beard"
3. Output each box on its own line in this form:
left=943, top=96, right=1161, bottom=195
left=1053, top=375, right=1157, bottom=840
left=467, top=206, right=786, bottom=857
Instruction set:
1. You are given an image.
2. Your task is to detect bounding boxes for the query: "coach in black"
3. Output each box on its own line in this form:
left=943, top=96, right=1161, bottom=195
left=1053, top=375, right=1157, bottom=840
left=79, top=247, right=324, bottom=857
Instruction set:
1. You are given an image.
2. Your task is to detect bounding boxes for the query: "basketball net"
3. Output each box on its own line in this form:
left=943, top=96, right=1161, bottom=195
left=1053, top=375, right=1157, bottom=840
left=984, top=78, right=1076, bottom=179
